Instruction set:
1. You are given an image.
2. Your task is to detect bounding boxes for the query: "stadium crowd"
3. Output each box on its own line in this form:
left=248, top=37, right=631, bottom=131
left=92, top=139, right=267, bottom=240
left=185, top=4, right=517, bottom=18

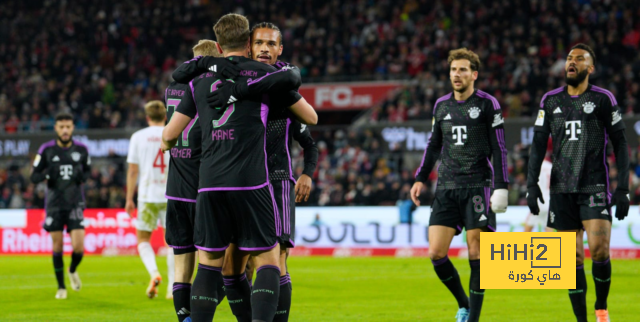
left=3, top=1, right=640, bottom=131
left=2, top=128, right=640, bottom=209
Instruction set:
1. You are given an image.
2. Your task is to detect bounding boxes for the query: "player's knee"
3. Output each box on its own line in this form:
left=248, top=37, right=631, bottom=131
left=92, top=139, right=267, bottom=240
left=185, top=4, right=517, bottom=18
left=429, top=249, right=447, bottom=261
left=467, top=249, right=480, bottom=260
left=590, top=246, right=609, bottom=262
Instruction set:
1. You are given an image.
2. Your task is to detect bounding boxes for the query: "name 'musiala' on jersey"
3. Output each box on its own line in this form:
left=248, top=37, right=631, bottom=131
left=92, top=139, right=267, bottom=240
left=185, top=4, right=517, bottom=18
left=177, top=56, right=301, bottom=190
left=415, top=90, right=509, bottom=189
left=534, top=85, right=625, bottom=194
left=165, top=81, right=202, bottom=201
left=32, top=140, right=90, bottom=211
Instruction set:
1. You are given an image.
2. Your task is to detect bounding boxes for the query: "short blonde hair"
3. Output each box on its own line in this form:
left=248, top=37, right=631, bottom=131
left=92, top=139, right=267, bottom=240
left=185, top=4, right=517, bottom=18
left=213, top=13, right=250, bottom=52
left=193, top=40, right=222, bottom=57
left=447, top=48, right=481, bottom=71
left=144, top=100, right=166, bottom=122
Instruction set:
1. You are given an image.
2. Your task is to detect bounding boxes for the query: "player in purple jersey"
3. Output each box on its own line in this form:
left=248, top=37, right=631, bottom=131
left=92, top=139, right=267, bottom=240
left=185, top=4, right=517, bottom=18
left=31, top=113, right=90, bottom=300
left=241, top=22, right=318, bottom=322
left=410, top=49, right=509, bottom=322
left=527, top=44, right=630, bottom=322
left=165, top=40, right=226, bottom=322
left=162, top=14, right=317, bottom=322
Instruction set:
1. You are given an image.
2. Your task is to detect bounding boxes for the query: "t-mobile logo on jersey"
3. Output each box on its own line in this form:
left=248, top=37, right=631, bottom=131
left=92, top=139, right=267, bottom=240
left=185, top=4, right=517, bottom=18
left=60, top=165, right=73, bottom=180
left=565, top=121, right=582, bottom=141
left=451, top=126, right=467, bottom=145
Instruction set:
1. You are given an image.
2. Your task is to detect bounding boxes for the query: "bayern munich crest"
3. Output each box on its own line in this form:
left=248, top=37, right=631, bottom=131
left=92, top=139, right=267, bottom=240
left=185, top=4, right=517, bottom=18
left=469, top=107, right=481, bottom=119
left=583, top=102, right=595, bottom=114
left=71, top=152, right=81, bottom=162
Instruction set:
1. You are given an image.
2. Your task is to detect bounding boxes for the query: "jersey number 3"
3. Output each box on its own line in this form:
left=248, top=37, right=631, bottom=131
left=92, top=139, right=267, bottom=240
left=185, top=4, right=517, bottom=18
left=153, top=149, right=166, bottom=174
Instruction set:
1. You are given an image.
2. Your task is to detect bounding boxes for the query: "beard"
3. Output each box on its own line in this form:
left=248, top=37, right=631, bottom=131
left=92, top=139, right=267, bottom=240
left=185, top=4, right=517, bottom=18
left=565, top=69, right=588, bottom=87
left=454, top=85, right=469, bottom=93
left=57, top=134, right=72, bottom=145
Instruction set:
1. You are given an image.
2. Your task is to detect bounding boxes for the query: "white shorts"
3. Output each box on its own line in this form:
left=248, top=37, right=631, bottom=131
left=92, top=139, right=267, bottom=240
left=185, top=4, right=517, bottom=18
left=135, top=202, right=167, bottom=232
left=525, top=210, right=548, bottom=230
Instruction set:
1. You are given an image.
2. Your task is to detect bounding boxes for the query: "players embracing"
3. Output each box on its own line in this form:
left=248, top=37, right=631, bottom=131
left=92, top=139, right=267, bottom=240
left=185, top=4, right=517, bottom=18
left=411, top=48, right=509, bottom=322
left=527, top=43, right=630, bottom=322
left=163, top=13, right=317, bottom=322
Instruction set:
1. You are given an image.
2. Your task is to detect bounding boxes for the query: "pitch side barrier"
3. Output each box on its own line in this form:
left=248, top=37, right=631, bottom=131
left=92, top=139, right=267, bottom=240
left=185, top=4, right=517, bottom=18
left=1, top=207, right=639, bottom=258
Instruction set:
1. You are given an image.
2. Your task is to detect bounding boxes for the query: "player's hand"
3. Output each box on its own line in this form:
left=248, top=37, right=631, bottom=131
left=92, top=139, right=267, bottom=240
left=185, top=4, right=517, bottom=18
left=206, top=80, right=248, bottom=109
left=490, top=188, right=508, bottom=213
left=611, top=190, right=630, bottom=220
left=295, top=174, right=312, bottom=203
left=160, top=140, right=170, bottom=153
left=410, top=182, right=424, bottom=206
left=125, top=200, right=136, bottom=217
left=203, top=57, right=242, bottom=79
left=526, top=185, right=544, bottom=215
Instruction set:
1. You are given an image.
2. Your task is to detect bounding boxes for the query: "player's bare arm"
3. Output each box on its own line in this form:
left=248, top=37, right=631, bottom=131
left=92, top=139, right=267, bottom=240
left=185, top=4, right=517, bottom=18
left=162, top=112, right=193, bottom=152
left=288, top=97, right=318, bottom=125
left=125, top=163, right=139, bottom=216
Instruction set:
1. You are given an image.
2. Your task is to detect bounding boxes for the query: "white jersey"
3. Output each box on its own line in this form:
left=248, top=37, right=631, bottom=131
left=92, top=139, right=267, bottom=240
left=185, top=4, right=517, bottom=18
left=127, top=126, right=169, bottom=203
left=538, top=159, right=552, bottom=213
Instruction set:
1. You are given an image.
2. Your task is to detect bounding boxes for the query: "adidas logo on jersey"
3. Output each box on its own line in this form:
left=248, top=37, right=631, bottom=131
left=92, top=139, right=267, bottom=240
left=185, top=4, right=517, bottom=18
left=479, top=214, right=487, bottom=221
left=300, top=124, right=307, bottom=133
left=227, top=95, right=238, bottom=104
left=601, top=209, right=609, bottom=215
left=553, top=107, right=562, bottom=114
left=444, top=114, right=452, bottom=120
left=52, top=155, right=60, bottom=162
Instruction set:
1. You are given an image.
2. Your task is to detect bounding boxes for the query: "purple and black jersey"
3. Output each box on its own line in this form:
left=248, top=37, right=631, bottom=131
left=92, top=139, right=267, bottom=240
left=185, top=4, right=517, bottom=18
left=176, top=56, right=301, bottom=191
left=30, top=140, right=90, bottom=212
left=534, top=85, right=625, bottom=194
left=266, top=111, right=318, bottom=182
left=415, top=90, right=509, bottom=189
left=165, top=81, right=201, bottom=202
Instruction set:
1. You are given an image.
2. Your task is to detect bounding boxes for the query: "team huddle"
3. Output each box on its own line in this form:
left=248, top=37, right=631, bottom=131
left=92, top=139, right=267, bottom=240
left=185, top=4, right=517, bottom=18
left=30, top=12, right=630, bottom=322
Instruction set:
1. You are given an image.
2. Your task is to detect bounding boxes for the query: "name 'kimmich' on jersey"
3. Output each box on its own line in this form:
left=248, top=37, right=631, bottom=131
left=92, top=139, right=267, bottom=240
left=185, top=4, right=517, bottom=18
left=534, top=85, right=625, bottom=194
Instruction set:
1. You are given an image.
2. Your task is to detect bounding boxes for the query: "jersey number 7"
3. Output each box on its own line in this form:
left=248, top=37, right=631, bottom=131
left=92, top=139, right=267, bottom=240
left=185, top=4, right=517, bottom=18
left=167, top=99, right=198, bottom=147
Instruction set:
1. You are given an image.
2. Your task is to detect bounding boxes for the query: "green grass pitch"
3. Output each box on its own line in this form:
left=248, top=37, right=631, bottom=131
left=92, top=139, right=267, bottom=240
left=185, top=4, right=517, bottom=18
left=1, top=256, right=638, bottom=321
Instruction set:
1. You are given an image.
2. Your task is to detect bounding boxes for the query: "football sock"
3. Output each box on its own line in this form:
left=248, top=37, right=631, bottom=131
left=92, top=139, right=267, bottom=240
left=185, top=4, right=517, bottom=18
left=217, top=273, right=227, bottom=304
left=167, top=248, right=175, bottom=289
left=53, top=252, right=65, bottom=289
left=252, top=265, right=281, bottom=322
left=173, top=283, right=192, bottom=322
left=592, top=258, right=611, bottom=310
left=468, top=259, right=484, bottom=322
left=223, top=273, right=253, bottom=322
left=569, top=265, right=588, bottom=322
left=190, top=264, right=221, bottom=322
left=273, top=274, right=292, bottom=322
left=69, top=251, right=83, bottom=273
left=137, top=242, right=158, bottom=277
left=431, top=256, right=469, bottom=309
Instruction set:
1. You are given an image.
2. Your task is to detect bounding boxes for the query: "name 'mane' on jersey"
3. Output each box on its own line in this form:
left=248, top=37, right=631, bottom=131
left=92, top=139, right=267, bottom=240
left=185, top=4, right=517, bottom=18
left=534, top=85, right=625, bottom=194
